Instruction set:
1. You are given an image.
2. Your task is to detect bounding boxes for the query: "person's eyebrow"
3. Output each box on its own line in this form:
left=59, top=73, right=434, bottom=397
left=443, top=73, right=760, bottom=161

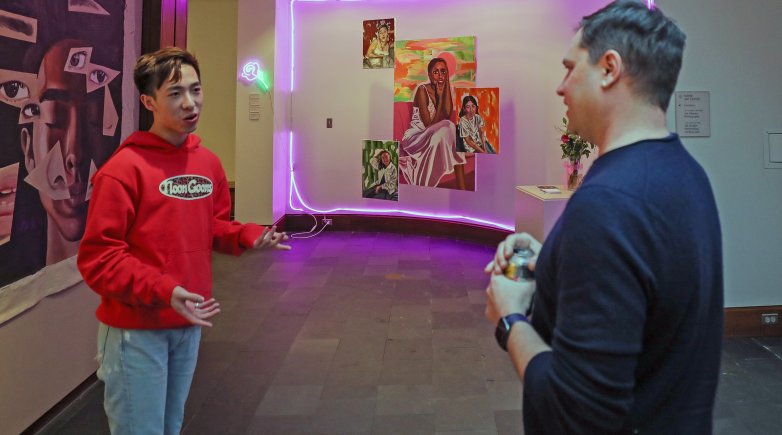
left=165, top=81, right=201, bottom=92
left=40, top=88, right=71, bottom=102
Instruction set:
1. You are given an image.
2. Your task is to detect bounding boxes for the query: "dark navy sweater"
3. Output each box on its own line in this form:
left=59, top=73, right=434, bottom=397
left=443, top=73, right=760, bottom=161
left=525, top=134, right=723, bottom=434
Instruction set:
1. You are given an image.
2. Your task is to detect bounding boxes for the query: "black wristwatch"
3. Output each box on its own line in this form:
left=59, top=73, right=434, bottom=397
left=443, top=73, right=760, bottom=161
left=495, top=313, right=530, bottom=351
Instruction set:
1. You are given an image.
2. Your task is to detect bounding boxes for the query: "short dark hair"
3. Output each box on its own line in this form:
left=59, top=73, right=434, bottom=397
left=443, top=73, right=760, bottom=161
left=459, top=95, right=478, bottom=118
left=579, top=0, right=685, bottom=111
left=133, top=47, right=201, bottom=96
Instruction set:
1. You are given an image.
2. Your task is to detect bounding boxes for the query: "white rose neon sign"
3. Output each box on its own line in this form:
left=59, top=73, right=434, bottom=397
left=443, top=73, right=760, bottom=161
left=240, top=60, right=270, bottom=92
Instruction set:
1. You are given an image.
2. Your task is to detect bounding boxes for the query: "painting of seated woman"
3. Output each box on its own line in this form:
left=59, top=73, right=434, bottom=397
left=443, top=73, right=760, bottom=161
left=393, top=37, right=476, bottom=191
left=454, top=87, right=500, bottom=154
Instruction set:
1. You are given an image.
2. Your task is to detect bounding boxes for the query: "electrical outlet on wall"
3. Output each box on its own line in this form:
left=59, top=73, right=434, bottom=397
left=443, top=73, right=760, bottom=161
left=761, top=313, right=779, bottom=325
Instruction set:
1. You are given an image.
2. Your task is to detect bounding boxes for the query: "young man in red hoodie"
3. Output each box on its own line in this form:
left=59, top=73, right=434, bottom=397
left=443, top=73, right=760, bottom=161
left=77, top=47, right=290, bottom=434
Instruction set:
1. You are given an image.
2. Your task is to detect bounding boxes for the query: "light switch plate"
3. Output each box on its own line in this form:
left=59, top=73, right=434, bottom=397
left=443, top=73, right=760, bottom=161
left=765, top=130, right=782, bottom=168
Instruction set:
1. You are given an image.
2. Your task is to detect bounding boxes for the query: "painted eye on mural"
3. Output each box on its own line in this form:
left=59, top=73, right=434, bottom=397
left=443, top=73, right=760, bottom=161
left=89, top=69, right=108, bottom=85
left=0, top=80, right=30, bottom=102
left=21, top=103, right=40, bottom=119
left=69, top=51, right=88, bottom=69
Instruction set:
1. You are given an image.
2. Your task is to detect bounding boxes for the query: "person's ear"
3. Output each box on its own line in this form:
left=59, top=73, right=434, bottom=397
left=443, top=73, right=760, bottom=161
left=599, top=49, right=622, bottom=89
left=20, top=127, right=34, bottom=172
left=139, top=94, right=156, bottom=112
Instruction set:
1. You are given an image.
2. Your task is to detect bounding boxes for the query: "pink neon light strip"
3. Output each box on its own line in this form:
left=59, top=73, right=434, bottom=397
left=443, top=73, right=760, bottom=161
left=286, top=0, right=514, bottom=231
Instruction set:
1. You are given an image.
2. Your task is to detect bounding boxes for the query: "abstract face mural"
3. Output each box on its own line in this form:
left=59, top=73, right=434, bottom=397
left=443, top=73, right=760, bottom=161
left=0, top=0, right=123, bottom=286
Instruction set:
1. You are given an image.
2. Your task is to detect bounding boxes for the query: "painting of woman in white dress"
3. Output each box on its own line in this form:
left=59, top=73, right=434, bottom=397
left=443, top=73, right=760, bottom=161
left=393, top=37, right=476, bottom=191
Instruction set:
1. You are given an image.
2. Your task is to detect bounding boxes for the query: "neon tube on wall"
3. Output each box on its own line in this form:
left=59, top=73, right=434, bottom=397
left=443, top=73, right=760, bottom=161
left=241, top=61, right=271, bottom=92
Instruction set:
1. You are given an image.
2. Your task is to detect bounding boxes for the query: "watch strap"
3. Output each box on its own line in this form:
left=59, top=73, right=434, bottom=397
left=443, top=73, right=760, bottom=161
left=495, top=313, right=529, bottom=351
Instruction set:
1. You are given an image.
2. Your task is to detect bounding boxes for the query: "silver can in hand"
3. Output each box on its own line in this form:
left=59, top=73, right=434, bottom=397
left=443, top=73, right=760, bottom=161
left=504, top=247, right=535, bottom=281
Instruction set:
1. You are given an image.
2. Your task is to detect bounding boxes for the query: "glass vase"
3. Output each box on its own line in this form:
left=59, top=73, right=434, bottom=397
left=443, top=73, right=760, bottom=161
left=564, top=160, right=583, bottom=191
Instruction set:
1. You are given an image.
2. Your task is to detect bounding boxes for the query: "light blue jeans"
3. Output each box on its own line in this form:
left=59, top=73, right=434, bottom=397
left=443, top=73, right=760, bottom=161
left=97, top=323, right=201, bottom=435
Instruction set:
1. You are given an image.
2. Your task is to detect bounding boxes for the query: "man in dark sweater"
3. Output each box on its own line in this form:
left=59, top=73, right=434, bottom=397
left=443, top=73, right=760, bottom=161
left=485, top=1, right=723, bottom=434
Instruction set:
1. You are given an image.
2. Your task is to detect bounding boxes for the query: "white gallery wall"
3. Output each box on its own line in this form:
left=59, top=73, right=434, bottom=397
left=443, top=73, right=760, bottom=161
left=288, top=0, right=606, bottom=227
left=235, top=0, right=284, bottom=225
left=661, top=0, right=782, bottom=307
left=286, top=0, right=781, bottom=308
left=188, top=0, right=239, bottom=181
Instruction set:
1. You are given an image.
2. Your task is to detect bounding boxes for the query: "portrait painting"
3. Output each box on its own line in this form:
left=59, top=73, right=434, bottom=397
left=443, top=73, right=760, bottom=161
left=393, top=36, right=477, bottom=191
left=362, top=140, right=399, bottom=202
left=454, top=87, right=500, bottom=154
left=363, top=18, right=395, bottom=69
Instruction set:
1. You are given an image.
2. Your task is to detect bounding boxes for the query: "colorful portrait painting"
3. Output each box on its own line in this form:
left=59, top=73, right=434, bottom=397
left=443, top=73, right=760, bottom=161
left=0, top=0, right=124, bottom=288
left=454, top=87, right=500, bottom=154
left=362, top=140, right=399, bottom=202
left=393, top=37, right=477, bottom=191
left=363, top=18, right=395, bottom=69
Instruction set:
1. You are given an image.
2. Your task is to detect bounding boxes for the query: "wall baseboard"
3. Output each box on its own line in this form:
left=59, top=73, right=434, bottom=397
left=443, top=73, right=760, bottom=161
left=725, top=306, right=782, bottom=337
left=282, top=213, right=512, bottom=246
left=280, top=213, right=779, bottom=337
left=22, top=374, right=101, bottom=434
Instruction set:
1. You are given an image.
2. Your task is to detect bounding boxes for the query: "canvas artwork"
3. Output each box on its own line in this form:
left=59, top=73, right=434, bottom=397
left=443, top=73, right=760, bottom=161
left=0, top=0, right=124, bottom=288
left=362, top=140, right=399, bottom=201
left=363, top=18, right=395, bottom=69
left=393, top=36, right=477, bottom=191
left=454, top=87, right=500, bottom=154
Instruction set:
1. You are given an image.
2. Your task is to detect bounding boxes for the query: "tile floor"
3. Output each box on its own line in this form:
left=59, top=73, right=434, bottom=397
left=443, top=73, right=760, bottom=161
left=31, top=232, right=782, bottom=434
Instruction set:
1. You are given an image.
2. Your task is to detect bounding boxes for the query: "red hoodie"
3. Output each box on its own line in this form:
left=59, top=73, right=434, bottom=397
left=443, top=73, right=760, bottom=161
left=77, top=132, right=265, bottom=329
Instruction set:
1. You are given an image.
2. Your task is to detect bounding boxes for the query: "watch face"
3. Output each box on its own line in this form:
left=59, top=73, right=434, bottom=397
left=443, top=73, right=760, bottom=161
left=495, top=323, right=505, bottom=349
left=495, top=317, right=511, bottom=351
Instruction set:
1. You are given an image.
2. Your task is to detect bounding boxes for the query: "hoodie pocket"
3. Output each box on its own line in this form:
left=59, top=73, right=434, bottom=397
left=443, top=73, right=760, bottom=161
left=164, top=248, right=212, bottom=294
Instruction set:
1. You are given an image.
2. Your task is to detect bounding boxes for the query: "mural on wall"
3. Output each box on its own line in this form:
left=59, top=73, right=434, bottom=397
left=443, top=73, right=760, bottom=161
left=454, top=87, right=500, bottom=154
left=393, top=36, right=477, bottom=191
left=363, top=18, right=395, bottom=69
left=0, top=163, right=19, bottom=246
left=362, top=140, right=399, bottom=201
left=0, top=0, right=124, bottom=288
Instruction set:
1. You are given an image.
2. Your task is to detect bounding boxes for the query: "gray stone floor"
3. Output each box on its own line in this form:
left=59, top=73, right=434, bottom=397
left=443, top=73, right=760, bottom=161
left=33, top=232, right=782, bottom=434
